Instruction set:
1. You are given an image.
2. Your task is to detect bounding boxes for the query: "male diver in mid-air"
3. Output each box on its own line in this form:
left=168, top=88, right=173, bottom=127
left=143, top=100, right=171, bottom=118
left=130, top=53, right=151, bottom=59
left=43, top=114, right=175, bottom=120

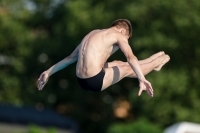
left=37, top=19, right=170, bottom=97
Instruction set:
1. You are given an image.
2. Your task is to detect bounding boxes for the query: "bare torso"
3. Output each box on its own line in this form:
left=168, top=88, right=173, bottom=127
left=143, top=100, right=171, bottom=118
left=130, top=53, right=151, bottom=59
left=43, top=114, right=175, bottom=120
left=76, top=29, right=119, bottom=78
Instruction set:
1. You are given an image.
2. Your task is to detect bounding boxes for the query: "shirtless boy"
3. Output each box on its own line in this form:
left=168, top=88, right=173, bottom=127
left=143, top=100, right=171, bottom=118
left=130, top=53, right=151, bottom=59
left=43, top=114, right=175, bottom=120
left=37, top=19, right=170, bottom=97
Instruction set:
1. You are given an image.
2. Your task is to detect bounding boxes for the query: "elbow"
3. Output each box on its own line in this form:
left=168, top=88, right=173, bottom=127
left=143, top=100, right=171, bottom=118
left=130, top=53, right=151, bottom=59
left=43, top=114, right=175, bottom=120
left=68, top=52, right=78, bottom=61
left=66, top=55, right=72, bottom=60
left=67, top=55, right=77, bottom=63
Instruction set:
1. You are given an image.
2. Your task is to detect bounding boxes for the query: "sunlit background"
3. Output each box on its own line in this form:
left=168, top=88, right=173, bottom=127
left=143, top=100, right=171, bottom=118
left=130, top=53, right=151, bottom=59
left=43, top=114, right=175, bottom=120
left=0, top=0, right=200, bottom=133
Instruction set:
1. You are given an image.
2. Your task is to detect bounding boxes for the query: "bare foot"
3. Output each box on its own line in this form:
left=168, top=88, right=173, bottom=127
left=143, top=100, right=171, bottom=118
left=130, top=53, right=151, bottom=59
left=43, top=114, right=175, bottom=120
left=154, top=55, right=170, bottom=71
left=149, top=51, right=165, bottom=62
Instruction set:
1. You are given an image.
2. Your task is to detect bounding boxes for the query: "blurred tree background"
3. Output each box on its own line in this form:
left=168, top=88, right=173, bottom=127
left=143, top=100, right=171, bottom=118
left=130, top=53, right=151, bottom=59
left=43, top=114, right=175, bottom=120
left=0, top=0, right=200, bottom=133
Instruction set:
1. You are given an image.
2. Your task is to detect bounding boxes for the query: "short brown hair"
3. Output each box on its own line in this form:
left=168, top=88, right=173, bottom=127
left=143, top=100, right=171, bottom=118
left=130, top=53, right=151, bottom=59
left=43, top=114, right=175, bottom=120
left=111, top=19, right=132, bottom=39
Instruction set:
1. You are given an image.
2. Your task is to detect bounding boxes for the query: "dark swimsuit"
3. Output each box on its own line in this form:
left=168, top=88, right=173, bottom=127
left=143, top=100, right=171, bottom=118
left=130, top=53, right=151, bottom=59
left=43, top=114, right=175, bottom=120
left=77, top=69, right=105, bottom=92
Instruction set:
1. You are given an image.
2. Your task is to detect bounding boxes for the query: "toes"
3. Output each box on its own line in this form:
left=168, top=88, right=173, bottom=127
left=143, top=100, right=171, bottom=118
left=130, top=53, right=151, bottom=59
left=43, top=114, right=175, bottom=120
left=160, top=51, right=165, bottom=55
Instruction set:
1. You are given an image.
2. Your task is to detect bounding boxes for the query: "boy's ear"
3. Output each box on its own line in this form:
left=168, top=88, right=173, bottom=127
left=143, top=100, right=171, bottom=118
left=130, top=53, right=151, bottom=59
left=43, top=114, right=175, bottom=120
left=121, top=28, right=126, bottom=34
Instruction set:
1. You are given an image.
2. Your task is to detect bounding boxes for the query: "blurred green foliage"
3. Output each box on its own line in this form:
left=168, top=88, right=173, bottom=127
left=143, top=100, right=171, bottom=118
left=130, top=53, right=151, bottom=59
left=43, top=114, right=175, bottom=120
left=27, top=125, right=57, bottom=133
left=0, top=0, right=200, bottom=133
left=107, top=118, right=162, bottom=133
left=14, top=125, right=57, bottom=133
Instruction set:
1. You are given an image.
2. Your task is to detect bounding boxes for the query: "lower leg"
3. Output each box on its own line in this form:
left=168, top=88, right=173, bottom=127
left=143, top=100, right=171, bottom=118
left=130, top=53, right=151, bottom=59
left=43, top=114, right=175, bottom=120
left=127, top=54, right=170, bottom=78
left=138, top=51, right=164, bottom=65
left=127, top=60, right=157, bottom=78
left=104, top=60, right=159, bottom=78
left=104, top=51, right=165, bottom=68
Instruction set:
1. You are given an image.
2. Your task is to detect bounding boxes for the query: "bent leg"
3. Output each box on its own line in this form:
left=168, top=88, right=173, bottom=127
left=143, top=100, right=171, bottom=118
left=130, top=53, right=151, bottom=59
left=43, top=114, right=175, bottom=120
left=102, top=65, right=132, bottom=90
left=139, top=51, right=164, bottom=64
left=104, top=51, right=165, bottom=68
left=129, top=54, right=170, bottom=77
left=102, top=61, right=156, bottom=91
left=104, top=60, right=156, bottom=77
left=102, top=54, right=170, bottom=90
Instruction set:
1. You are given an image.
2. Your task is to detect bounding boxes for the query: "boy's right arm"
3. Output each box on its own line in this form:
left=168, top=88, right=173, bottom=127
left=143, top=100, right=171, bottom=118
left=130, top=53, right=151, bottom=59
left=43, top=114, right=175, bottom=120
left=37, top=45, right=80, bottom=90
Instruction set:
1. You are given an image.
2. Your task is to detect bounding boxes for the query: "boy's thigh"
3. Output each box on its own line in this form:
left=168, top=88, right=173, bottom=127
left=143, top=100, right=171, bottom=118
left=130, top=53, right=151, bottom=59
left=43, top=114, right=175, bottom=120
left=101, top=65, right=130, bottom=91
left=104, top=60, right=128, bottom=68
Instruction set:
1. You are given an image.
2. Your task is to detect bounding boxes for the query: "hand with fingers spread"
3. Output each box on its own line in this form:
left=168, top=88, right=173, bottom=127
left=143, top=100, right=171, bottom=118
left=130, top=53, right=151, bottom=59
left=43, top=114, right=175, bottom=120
left=138, top=79, right=153, bottom=97
left=37, top=71, right=49, bottom=91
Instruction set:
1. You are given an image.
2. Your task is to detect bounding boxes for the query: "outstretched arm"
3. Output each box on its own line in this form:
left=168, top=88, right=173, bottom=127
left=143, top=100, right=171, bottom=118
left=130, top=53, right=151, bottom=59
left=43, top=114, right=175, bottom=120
left=117, top=37, right=153, bottom=97
left=37, top=45, right=80, bottom=90
left=46, top=45, right=80, bottom=76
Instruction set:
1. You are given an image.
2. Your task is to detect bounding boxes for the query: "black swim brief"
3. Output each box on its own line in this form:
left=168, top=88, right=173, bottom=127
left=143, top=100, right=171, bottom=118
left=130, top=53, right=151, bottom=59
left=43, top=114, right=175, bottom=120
left=77, top=69, right=105, bottom=92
